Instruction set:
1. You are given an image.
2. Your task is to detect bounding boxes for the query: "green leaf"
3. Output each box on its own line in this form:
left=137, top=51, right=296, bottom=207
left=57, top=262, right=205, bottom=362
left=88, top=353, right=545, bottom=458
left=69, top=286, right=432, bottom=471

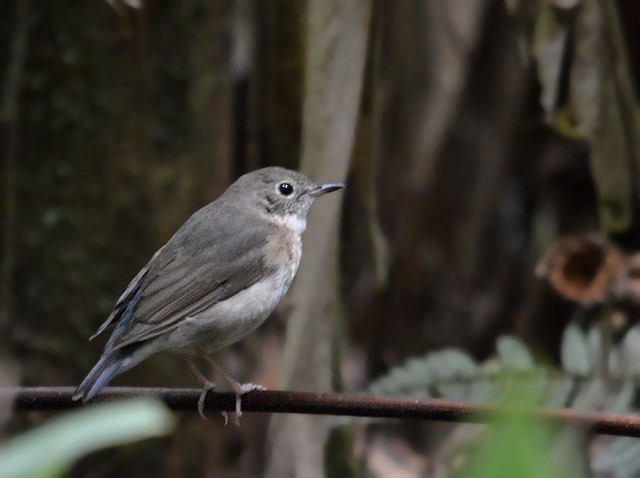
left=621, top=326, right=640, bottom=374
left=455, top=408, right=584, bottom=478
left=479, top=357, right=502, bottom=375
left=586, top=325, right=605, bottom=371
left=608, top=382, right=635, bottom=413
left=430, top=349, right=478, bottom=400
left=0, top=399, right=174, bottom=478
left=570, top=378, right=607, bottom=411
left=368, top=356, right=434, bottom=397
left=468, top=377, right=498, bottom=404
left=367, top=350, right=477, bottom=397
left=496, top=336, right=534, bottom=370
left=427, top=349, right=477, bottom=381
left=561, top=323, right=590, bottom=375
left=592, top=436, right=640, bottom=477
left=403, top=357, right=433, bottom=383
left=542, top=375, right=574, bottom=408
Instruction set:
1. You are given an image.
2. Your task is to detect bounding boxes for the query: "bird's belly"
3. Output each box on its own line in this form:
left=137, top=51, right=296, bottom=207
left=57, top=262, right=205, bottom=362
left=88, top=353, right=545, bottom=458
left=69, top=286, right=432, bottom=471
left=166, top=269, right=294, bottom=353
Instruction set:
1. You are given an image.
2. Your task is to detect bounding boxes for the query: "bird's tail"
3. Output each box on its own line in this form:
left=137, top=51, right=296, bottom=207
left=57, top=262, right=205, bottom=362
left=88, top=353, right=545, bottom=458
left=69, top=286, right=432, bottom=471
left=73, top=351, right=125, bottom=402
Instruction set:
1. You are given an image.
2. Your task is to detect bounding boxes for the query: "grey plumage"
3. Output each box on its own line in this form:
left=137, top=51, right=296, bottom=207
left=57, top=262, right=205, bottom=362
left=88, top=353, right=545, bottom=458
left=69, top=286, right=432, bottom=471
left=74, top=167, right=344, bottom=404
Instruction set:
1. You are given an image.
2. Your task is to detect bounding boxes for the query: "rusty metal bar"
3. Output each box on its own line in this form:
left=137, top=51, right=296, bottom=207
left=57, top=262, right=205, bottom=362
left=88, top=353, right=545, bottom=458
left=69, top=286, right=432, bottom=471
left=4, top=387, right=640, bottom=437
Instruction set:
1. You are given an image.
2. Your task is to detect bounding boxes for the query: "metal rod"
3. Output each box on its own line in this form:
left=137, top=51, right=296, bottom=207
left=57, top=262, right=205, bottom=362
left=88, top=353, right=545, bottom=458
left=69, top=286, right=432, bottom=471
left=4, top=387, right=640, bottom=437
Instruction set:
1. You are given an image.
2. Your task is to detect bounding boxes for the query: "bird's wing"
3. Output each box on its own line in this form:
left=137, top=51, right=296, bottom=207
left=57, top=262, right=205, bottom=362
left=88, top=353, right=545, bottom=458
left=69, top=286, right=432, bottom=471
left=93, top=204, right=271, bottom=351
left=89, top=247, right=162, bottom=341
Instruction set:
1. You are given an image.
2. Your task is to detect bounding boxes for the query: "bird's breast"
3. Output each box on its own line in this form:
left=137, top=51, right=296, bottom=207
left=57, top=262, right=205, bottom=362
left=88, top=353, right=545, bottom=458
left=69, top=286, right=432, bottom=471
left=167, top=220, right=304, bottom=354
left=263, top=219, right=303, bottom=286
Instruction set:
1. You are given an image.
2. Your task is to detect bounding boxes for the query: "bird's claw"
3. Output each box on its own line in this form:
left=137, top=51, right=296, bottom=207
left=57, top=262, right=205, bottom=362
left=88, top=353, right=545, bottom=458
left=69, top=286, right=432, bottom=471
left=229, top=382, right=266, bottom=426
left=197, top=383, right=236, bottom=425
left=197, top=382, right=217, bottom=420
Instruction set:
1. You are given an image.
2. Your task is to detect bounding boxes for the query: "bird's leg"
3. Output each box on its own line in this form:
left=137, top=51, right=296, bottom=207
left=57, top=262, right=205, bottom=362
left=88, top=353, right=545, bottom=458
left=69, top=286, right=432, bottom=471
left=187, top=361, right=223, bottom=422
left=205, top=357, right=266, bottom=426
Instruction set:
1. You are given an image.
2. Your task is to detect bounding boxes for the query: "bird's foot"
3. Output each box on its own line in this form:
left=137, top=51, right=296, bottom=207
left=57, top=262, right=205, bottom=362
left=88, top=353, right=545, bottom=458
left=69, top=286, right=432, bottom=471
left=202, top=357, right=266, bottom=425
left=188, top=361, right=230, bottom=423
left=197, top=381, right=238, bottom=425
left=229, top=382, right=266, bottom=426
left=197, top=381, right=217, bottom=420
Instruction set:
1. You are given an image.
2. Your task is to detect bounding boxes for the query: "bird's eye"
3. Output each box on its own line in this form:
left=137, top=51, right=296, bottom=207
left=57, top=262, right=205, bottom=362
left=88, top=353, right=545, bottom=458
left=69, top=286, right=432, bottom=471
left=278, top=182, right=294, bottom=196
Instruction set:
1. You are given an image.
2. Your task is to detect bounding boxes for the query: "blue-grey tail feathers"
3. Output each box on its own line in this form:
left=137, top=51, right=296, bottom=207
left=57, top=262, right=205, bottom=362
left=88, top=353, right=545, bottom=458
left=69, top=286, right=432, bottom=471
left=72, top=352, right=125, bottom=402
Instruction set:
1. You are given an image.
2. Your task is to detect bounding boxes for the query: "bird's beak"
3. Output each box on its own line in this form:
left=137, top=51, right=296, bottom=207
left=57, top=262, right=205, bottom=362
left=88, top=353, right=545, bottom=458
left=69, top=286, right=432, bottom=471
left=310, top=183, right=345, bottom=198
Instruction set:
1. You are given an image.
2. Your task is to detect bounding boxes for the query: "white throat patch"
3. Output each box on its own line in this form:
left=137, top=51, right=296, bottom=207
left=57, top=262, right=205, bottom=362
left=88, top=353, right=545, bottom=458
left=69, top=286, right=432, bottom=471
left=271, top=213, right=307, bottom=234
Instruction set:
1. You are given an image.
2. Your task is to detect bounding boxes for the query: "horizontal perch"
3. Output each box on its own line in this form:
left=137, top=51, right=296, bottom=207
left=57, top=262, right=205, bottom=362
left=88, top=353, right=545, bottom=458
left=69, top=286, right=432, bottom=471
left=4, top=387, right=640, bottom=438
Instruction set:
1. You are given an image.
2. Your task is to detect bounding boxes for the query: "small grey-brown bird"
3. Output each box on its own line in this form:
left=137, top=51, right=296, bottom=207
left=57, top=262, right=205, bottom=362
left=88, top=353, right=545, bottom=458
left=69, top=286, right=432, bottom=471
left=73, top=167, right=344, bottom=422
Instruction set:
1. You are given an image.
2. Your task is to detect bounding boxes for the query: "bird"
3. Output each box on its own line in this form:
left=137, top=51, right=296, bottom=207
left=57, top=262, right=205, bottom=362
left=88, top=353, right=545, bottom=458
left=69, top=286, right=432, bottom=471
left=73, top=166, right=344, bottom=423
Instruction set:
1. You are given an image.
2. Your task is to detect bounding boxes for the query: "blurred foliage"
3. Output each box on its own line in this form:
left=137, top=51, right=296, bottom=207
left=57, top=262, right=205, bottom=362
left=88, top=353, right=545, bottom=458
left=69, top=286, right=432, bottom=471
left=342, top=316, right=640, bottom=476
left=0, top=399, right=173, bottom=478
left=454, top=409, right=584, bottom=478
